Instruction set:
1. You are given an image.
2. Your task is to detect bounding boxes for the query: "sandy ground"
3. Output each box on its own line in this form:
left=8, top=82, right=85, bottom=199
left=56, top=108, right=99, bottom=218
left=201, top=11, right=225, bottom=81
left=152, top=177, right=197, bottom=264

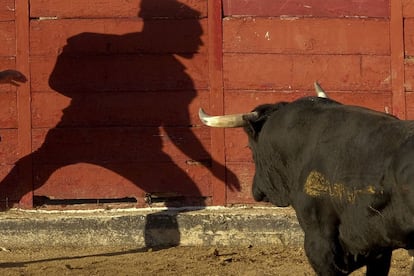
left=0, top=246, right=413, bottom=276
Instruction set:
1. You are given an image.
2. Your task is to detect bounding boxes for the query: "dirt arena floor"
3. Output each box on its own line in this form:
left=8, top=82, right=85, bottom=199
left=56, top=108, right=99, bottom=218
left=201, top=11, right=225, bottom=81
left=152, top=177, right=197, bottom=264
left=0, top=245, right=413, bottom=276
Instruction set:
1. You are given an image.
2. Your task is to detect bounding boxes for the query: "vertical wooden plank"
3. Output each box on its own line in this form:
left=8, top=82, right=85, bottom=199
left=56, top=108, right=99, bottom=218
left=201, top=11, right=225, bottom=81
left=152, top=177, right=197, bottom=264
left=391, top=0, right=406, bottom=119
left=15, top=0, right=32, bottom=208
left=208, top=0, right=226, bottom=205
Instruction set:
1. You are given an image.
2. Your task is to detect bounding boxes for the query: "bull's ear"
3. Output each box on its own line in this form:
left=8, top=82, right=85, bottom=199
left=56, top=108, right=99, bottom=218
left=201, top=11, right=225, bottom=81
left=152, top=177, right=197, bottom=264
left=244, top=102, right=288, bottom=139
left=245, top=117, right=266, bottom=140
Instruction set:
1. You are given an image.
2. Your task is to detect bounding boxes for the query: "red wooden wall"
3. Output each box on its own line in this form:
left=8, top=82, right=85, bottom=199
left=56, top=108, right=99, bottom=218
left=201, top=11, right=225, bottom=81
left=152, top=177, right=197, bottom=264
left=223, top=0, right=395, bottom=203
left=0, top=0, right=410, bottom=208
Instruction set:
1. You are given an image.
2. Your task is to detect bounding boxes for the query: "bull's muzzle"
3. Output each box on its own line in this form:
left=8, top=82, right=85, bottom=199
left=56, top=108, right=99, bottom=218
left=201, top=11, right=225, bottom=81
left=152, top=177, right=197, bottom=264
left=198, top=108, right=259, bottom=128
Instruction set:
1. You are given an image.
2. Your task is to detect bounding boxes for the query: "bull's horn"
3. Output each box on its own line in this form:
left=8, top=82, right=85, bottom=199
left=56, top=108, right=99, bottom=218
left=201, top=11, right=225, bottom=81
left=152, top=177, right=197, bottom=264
left=314, top=82, right=328, bottom=98
left=198, top=108, right=258, bottom=128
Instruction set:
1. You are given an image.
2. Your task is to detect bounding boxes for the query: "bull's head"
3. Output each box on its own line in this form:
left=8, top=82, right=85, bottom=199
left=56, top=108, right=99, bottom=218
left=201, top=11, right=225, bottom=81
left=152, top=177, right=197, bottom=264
left=200, top=102, right=290, bottom=205
left=199, top=82, right=328, bottom=207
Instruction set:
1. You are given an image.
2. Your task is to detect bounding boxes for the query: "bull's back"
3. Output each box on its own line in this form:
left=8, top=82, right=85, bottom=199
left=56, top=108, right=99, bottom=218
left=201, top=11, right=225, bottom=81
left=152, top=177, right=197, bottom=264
left=260, top=99, right=412, bottom=195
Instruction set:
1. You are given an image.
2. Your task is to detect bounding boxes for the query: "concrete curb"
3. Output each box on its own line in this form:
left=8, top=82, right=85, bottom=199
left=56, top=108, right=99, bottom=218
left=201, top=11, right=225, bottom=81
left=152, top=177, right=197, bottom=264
left=0, top=207, right=304, bottom=248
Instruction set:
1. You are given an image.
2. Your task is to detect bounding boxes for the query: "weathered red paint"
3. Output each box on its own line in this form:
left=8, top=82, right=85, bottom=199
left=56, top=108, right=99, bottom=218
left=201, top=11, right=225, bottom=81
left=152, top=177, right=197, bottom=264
left=224, top=18, right=390, bottom=55
left=33, top=162, right=212, bottom=199
left=391, top=0, right=406, bottom=119
left=31, top=90, right=209, bottom=128
left=403, top=0, right=414, bottom=18
left=30, top=19, right=209, bottom=56
left=0, top=0, right=15, bottom=21
left=404, top=19, right=414, bottom=56
left=406, top=92, right=414, bottom=119
left=223, top=0, right=389, bottom=18
left=223, top=54, right=391, bottom=91
left=15, top=0, right=32, bottom=208
left=226, top=162, right=256, bottom=204
left=30, top=0, right=208, bottom=18
left=0, top=22, right=16, bottom=56
left=405, top=62, right=414, bottom=92
left=208, top=0, right=227, bottom=205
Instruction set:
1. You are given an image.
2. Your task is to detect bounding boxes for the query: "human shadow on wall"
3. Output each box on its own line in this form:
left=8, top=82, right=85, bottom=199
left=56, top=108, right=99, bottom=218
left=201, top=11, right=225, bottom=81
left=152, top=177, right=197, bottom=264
left=0, top=0, right=240, bottom=248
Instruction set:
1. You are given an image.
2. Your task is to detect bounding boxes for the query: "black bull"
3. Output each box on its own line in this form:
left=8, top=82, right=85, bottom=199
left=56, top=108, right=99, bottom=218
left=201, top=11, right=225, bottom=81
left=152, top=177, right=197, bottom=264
left=199, top=93, right=414, bottom=275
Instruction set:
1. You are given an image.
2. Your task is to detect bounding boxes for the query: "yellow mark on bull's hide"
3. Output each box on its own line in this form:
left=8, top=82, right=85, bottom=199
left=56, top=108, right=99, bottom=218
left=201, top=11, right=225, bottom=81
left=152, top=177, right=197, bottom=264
left=304, top=171, right=376, bottom=203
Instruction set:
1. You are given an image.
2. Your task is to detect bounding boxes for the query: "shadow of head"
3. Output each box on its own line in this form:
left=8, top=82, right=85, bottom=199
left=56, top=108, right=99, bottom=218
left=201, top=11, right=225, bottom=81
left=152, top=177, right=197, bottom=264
left=138, top=0, right=204, bottom=58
